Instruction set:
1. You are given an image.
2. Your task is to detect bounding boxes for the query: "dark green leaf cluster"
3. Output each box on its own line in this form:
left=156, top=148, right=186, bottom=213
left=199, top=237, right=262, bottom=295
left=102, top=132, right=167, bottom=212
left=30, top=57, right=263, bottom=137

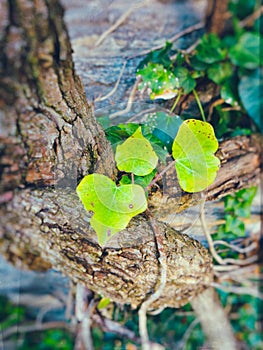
left=218, top=291, right=263, bottom=349
left=214, top=187, right=257, bottom=240
left=0, top=296, right=73, bottom=350
left=135, top=0, right=261, bottom=135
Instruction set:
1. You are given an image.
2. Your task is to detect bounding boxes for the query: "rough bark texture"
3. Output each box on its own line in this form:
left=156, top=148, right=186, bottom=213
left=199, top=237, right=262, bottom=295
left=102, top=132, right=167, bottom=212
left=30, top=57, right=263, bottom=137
left=0, top=0, right=213, bottom=309
left=205, top=0, right=230, bottom=35
left=0, top=0, right=115, bottom=195
left=0, top=0, right=260, bottom=322
left=0, top=188, right=213, bottom=309
left=149, top=134, right=261, bottom=219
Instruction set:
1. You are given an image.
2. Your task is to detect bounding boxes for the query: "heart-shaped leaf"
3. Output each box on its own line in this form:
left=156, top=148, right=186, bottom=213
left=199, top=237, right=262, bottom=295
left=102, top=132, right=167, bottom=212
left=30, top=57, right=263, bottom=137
left=115, top=127, right=158, bottom=176
left=172, top=119, right=220, bottom=193
left=76, top=174, right=147, bottom=245
left=173, top=67, right=196, bottom=94
left=195, top=33, right=227, bottom=64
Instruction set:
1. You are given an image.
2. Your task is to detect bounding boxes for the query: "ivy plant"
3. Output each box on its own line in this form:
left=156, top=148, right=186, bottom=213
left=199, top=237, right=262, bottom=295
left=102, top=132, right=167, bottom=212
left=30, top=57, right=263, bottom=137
left=115, top=127, right=158, bottom=176
left=77, top=120, right=220, bottom=246
left=213, top=186, right=257, bottom=241
left=76, top=173, right=147, bottom=245
left=135, top=5, right=262, bottom=135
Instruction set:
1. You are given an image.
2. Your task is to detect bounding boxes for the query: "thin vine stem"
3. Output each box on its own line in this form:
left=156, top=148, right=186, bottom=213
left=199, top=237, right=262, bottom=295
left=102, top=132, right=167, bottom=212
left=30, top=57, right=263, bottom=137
left=200, top=196, right=258, bottom=266
left=146, top=160, right=176, bottom=192
left=170, top=90, right=182, bottom=113
left=193, top=88, right=206, bottom=122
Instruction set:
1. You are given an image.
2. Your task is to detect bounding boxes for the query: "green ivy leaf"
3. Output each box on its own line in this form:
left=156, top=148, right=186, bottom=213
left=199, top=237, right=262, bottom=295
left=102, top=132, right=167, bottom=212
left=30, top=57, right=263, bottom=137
left=134, top=170, right=157, bottom=190
left=224, top=215, right=245, bottom=237
left=145, top=111, right=182, bottom=152
left=229, top=0, right=256, bottom=20
left=173, top=67, right=196, bottom=94
left=195, top=33, right=227, bottom=64
left=115, top=127, right=158, bottom=176
left=220, top=78, right=240, bottom=107
left=136, top=42, right=173, bottom=70
left=189, top=55, right=208, bottom=71
left=137, top=63, right=180, bottom=100
left=238, top=68, right=262, bottom=131
left=76, top=174, right=147, bottom=245
left=119, top=170, right=157, bottom=192
left=172, top=119, right=220, bottom=192
left=207, top=61, right=233, bottom=85
left=229, top=32, right=260, bottom=69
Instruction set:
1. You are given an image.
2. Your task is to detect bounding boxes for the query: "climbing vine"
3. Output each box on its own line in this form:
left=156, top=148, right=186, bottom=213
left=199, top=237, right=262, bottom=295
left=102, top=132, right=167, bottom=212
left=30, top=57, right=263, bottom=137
left=76, top=0, right=260, bottom=248
left=77, top=120, right=220, bottom=245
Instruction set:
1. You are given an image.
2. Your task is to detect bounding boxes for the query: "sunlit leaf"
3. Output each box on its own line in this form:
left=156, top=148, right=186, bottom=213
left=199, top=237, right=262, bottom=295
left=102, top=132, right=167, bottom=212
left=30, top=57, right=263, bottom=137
left=76, top=174, right=147, bottom=245
left=137, top=63, right=180, bottom=100
left=115, top=127, right=158, bottom=176
left=97, top=297, right=111, bottom=310
left=172, top=119, right=220, bottom=192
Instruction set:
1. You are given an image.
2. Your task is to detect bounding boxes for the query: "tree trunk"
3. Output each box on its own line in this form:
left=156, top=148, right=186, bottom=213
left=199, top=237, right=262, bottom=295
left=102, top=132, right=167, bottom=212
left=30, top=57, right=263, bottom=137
left=191, top=288, right=237, bottom=350
left=205, top=0, right=231, bottom=36
left=0, top=0, right=260, bottom=347
left=0, top=0, right=115, bottom=194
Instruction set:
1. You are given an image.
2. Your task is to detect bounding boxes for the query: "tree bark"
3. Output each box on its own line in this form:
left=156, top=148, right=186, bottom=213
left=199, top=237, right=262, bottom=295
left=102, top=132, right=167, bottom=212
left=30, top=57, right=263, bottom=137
left=205, top=0, right=231, bottom=36
left=0, top=0, right=115, bottom=194
left=0, top=1, right=260, bottom=347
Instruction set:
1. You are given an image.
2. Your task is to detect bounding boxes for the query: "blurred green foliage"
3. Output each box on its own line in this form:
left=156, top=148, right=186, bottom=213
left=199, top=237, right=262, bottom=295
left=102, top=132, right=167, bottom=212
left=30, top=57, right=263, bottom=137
left=214, top=186, right=257, bottom=241
left=135, top=0, right=262, bottom=136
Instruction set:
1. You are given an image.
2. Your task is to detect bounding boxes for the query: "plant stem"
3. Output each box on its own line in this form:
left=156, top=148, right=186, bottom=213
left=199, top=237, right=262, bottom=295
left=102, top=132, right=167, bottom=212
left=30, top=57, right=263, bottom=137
left=146, top=160, right=176, bottom=191
left=170, top=90, right=182, bottom=113
left=131, top=173, right=134, bottom=184
left=193, top=88, right=206, bottom=122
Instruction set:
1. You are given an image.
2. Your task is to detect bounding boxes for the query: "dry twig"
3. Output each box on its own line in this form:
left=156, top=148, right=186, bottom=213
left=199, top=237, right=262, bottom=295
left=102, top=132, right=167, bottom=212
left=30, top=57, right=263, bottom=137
left=177, top=318, right=199, bottom=350
left=109, top=78, right=141, bottom=119
left=200, top=197, right=258, bottom=266
left=92, top=313, right=141, bottom=343
left=239, top=5, right=263, bottom=27
left=2, top=321, right=71, bottom=340
left=94, top=61, right=127, bottom=102
left=74, top=284, right=95, bottom=350
left=211, top=282, right=263, bottom=299
left=127, top=21, right=204, bottom=59
left=95, top=0, right=150, bottom=47
left=213, top=240, right=257, bottom=254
